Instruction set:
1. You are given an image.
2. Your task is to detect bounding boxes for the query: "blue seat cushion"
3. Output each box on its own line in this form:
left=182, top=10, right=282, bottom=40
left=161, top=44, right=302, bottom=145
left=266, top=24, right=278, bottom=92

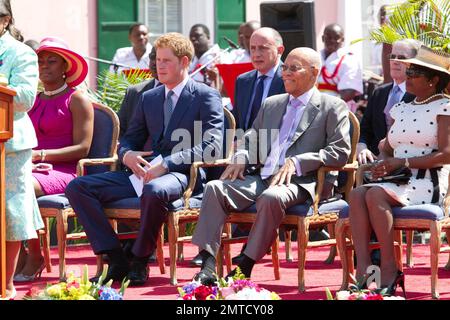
left=103, top=196, right=203, bottom=212
left=339, top=204, right=444, bottom=221
left=37, top=194, right=204, bottom=212
left=37, top=194, right=71, bottom=210
left=237, top=199, right=348, bottom=217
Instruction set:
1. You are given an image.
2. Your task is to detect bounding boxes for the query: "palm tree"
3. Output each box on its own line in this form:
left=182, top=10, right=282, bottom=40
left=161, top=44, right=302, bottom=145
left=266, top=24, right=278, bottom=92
left=368, top=0, right=450, bottom=53
left=87, top=69, right=151, bottom=113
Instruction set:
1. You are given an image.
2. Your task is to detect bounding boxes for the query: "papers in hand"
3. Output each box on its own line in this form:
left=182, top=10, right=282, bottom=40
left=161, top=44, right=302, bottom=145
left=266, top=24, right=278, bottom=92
left=129, top=155, right=164, bottom=197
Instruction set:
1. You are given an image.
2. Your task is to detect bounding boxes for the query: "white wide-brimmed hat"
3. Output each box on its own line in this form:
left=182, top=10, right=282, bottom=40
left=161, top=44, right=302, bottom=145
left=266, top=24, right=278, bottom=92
left=394, top=45, right=450, bottom=76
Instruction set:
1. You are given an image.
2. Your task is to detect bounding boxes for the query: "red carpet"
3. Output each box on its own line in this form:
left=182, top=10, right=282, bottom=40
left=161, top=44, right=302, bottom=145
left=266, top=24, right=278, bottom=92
left=13, top=242, right=450, bottom=300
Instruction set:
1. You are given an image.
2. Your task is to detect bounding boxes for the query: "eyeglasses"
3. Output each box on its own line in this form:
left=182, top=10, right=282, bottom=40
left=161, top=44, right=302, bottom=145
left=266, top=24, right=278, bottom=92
left=389, top=54, right=407, bottom=60
left=405, top=67, right=429, bottom=78
left=281, top=64, right=312, bottom=73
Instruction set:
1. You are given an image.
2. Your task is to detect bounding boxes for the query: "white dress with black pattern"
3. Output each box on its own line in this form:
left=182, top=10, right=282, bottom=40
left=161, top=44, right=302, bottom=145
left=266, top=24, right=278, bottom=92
left=364, top=97, right=450, bottom=206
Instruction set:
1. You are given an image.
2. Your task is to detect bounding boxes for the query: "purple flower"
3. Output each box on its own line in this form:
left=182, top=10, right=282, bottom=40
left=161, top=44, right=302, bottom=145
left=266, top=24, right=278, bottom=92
left=181, top=282, right=201, bottom=295
left=98, top=286, right=123, bottom=300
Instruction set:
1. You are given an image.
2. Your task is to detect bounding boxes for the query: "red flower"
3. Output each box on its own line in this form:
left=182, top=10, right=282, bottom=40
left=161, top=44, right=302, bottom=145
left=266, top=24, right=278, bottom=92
left=67, top=281, right=80, bottom=289
left=183, top=294, right=193, bottom=300
left=365, top=293, right=384, bottom=300
left=194, top=286, right=214, bottom=300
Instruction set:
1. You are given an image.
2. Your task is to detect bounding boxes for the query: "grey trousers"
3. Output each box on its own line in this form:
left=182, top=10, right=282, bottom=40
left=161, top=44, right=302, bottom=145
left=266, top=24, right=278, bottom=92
left=192, top=174, right=309, bottom=262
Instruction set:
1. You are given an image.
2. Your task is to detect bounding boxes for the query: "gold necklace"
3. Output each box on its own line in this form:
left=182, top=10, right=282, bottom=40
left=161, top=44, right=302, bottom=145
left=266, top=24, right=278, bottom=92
left=413, top=93, right=446, bottom=105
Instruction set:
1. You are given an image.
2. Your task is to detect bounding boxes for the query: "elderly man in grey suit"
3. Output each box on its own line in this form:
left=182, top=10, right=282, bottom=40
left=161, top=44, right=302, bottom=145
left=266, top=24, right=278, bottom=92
left=192, top=47, right=351, bottom=284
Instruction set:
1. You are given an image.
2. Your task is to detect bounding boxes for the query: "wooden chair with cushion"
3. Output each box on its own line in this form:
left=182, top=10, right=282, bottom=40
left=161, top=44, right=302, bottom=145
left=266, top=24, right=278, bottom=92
left=37, top=102, right=120, bottom=280
left=214, top=111, right=360, bottom=292
left=336, top=164, right=450, bottom=299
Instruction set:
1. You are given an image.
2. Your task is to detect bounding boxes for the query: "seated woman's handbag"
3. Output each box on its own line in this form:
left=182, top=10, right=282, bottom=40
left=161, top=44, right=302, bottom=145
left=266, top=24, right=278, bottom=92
left=363, top=166, right=412, bottom=185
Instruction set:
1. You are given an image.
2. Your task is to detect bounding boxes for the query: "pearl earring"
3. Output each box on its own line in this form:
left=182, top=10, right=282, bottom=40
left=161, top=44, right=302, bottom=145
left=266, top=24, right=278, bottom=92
left=429, top=83, right=433, bottom=87
left=62, top=74, right=66, bottom=79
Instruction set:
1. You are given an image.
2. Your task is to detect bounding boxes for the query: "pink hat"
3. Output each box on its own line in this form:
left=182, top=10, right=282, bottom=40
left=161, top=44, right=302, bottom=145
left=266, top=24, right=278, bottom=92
left=36, top=37, right=88, bottom=88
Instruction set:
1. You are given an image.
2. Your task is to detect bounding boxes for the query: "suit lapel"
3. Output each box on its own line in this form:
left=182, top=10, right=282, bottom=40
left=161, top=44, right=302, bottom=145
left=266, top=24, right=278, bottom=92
left=287, top=89, right=320, bottom=148
left=271, top=94, right=290, bottom=130
left=240, top=71, right=258, bottom=128
left=150, top=86, right=166, bottom=142
left=163, top=79, right=194, bottom=140
left=268, top=65, right=284, bottom=96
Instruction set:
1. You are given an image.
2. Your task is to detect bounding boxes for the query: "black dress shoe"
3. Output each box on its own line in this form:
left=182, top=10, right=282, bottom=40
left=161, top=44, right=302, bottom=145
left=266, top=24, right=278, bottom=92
left=190, top=253, right=203, bottom=267
left=127, top=261, right=149, bottom=286
left=193, top=270, right=217, bottom=286
left=90, top=263, right=129, bottom=284
left=148, top=252, right=157, bottom=263
left=232, top=252, right=245, bottom=265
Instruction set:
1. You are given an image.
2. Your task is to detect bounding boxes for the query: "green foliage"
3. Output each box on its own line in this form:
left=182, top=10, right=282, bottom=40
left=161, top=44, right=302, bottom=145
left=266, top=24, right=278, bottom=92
left=363, top=0, right=450, bottom=52
left=86, top=69, right=152, bottom=113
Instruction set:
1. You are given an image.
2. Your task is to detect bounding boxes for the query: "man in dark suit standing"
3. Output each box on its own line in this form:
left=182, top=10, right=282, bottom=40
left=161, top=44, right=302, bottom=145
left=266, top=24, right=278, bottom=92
left=65, top=33, right=224, bottom=286
left=118, top=46, right=159, bottom=137
left=358, top=39, right=421, bottom=164
left=232, top=27, right=285, bottom=132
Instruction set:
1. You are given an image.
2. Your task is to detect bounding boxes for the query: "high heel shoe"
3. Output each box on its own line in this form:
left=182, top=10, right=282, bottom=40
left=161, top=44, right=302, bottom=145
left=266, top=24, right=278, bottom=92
left=0, top=287, right=17, bottom=300
left=384, top=270, right=406, bottom=298
left=13, top=261, right=45, bottom=282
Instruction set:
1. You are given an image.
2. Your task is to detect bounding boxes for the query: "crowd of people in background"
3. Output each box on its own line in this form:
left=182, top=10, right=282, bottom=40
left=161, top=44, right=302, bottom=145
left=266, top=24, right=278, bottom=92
left=2, top=0, right=450, bottom=300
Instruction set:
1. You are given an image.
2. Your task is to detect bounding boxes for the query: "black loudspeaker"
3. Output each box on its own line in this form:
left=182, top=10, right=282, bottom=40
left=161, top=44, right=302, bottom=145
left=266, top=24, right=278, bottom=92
left=260, top=1, right=316, bottom=60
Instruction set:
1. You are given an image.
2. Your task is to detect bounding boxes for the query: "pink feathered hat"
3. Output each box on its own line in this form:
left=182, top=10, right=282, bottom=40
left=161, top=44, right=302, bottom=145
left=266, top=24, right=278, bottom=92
left=36, top=37, right=88, bottom=88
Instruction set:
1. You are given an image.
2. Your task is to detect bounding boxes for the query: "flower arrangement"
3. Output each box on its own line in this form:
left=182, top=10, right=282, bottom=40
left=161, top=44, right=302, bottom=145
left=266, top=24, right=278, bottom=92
left=23, top=265, right=129, bottom=300
left=325, top=278, right=405, bottom=301
left=177, top=268, right=281, bottom=300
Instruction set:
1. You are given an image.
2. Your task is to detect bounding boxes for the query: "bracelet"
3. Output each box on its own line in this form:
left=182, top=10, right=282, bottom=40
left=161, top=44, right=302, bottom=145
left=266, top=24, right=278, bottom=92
left=40, top=149, right=46, bottom=162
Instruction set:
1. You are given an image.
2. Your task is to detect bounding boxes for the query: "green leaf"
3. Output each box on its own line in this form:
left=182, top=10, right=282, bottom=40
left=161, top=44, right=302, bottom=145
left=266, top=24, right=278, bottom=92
left=325, top=287, right=334, bottom=300
left=86, top=70, right=152, bottom=113
left=364, top=0, right=450, bottom=53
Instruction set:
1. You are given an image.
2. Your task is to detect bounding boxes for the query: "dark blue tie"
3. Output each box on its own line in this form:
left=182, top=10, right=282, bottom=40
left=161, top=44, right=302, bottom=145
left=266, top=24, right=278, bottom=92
left=247, top=75, right=267, bottom=130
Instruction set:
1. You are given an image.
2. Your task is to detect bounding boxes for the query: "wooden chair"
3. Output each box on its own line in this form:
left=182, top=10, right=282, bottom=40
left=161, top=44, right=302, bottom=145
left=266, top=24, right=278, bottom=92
left=215, top=111, right=360, bottom=292
left=37, top=102, right=120, bottom=280
left=336, top=164, right=450, bottom=299
left=96, top=107, right=236, bottom=285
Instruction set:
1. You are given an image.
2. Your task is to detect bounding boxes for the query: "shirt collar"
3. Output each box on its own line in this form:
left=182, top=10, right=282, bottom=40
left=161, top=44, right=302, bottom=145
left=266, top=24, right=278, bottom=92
left=289, top=87, right=315, bottom=107
left=165, top=76, right=189, bottom=98
left=393, top=80, right=406, bottom=94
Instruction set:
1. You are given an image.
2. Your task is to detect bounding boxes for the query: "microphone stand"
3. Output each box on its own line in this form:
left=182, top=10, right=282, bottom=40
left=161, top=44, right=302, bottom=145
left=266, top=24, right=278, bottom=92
left=83, top=56, right=134, bottom=73
left=189, top=47, right=233, bottom=78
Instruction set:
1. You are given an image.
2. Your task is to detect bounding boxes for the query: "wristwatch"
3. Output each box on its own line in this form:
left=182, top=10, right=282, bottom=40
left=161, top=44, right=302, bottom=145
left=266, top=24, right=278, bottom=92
left=404, top=158, right=410, bottom=168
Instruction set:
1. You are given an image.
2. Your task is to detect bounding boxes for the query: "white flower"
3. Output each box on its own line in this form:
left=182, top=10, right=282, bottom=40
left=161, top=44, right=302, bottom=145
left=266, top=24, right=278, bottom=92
left=335, top=291, right=352, bottom=300
left=382, top=296, right=405, bottom=300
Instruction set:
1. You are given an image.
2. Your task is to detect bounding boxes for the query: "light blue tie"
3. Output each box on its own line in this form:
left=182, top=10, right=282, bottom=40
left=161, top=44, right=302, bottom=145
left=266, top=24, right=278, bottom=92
left=164, top=90, right=175, bottom=134
left=260, top=98, right=302, bottom=179
left=384, top=85, right=402, bottom=129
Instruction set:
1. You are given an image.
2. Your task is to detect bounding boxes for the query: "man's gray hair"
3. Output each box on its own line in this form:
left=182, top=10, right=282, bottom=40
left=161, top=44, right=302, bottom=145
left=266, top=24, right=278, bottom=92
left=393, top=39, right=422, bottom=58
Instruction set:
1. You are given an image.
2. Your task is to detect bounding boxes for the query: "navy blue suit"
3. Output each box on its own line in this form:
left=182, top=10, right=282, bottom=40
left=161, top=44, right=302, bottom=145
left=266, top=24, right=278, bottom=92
left=66, top=79, right=224, bottom=257
left=360, top=83, right=414, bottom=155
left=232, top=65, right=285, bottom=131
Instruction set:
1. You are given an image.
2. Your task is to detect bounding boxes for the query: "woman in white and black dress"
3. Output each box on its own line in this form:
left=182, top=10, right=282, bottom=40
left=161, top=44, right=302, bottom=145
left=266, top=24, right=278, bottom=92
left=348, top=45, right=450, bottom=297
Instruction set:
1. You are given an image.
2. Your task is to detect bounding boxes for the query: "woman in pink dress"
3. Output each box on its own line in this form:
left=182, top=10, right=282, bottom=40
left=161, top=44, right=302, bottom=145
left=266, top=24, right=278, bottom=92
left=14, top=37, right=94, bottom=282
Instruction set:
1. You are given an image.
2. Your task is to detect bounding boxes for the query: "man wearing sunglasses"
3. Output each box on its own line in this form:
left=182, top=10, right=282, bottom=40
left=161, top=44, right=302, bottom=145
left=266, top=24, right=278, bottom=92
left=191, top=47, right=351, bottom=284
left=358, top=39, right=421, bottom=165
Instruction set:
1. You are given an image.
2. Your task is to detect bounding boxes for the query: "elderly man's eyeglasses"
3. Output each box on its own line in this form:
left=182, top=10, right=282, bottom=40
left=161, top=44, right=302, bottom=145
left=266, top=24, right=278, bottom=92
left=389, top=54, right=407, bottom=60
left=281, top=64, right=312, bottom=72
left=405, top=67, right=429, bottom=78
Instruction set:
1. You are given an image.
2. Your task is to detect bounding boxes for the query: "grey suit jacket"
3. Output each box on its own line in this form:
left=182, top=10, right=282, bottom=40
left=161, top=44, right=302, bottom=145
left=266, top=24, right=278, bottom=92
left=239, top=88, right=351, bottom=201
left=118, top=79, right=156, bottom=137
